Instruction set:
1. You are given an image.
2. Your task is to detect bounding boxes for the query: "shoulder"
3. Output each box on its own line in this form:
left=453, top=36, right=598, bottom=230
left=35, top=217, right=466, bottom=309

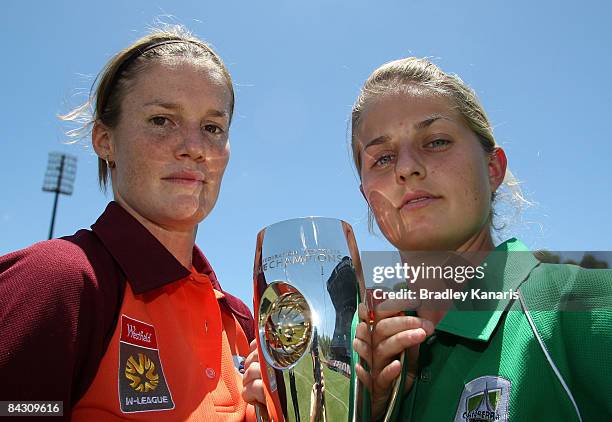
left=518, top=262, right=612, bottom=374
left=0, top=234, right=95, bottom=399
left=0, top=233, right=98, bottom=302
left=2, top=235, right=89, bottom=268
left=522, top=262, right=612, bottom=311
left=0, top=230, right=125, bottom=403
left=520, top=263, right=612, bottom=417
left=0, top=229, right=123, bottom=338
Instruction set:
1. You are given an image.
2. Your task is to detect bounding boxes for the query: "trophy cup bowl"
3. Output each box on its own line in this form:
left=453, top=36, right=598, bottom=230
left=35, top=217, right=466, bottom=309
left=253, top=217, right=366, bottom=422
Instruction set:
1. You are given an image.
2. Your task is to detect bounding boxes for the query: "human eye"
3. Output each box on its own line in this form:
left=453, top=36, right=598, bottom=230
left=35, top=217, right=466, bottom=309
left=203, top=124, right=224, bottom=135
left=373, top=153, right=395, bottom=168
left=424, top=138, right=451, bottom=150
left=149, top=116, right=172, bottom=127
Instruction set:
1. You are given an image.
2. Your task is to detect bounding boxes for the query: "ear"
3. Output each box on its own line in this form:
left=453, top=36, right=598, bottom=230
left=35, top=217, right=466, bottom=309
left=488, top=147, right=507, bottom=192
left=92, top=120, right=115, bottom=161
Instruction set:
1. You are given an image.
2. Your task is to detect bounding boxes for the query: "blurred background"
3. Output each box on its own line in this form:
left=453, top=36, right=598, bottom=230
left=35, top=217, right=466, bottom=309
left=1, top=0, right=611, bottom=308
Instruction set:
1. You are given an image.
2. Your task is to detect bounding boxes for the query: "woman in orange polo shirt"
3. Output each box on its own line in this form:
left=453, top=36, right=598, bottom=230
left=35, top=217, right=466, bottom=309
left=0, top=25, right=261, bottom=421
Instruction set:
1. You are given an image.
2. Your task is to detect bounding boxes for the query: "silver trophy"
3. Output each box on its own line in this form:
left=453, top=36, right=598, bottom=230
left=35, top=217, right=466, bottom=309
left=253, top=217, right=366, bottom=422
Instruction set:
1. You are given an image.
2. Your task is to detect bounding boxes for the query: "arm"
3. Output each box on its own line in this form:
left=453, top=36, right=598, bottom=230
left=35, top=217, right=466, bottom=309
left=0, top=237, right=119, bottom=418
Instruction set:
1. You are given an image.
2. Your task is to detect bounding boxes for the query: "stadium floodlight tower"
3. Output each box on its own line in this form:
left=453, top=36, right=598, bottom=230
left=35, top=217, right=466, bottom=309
left=42, top=152, right=77, bottom=239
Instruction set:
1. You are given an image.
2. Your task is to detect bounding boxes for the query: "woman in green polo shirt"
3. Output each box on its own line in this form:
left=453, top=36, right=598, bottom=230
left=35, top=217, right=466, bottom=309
left=350, top=57, right=612, bottom=421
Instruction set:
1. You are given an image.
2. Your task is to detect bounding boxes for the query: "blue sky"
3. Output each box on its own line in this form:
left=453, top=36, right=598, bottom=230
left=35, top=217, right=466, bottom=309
left=1, top=0, right=611, bottom=308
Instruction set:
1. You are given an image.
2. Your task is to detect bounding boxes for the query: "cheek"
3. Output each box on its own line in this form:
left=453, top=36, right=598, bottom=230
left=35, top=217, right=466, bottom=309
left=209, top=151, right=230, bottom=182
left=120, top=145, right=151, bottom=174
left=361, top=177, right=409, bottom=245
left=209, top=140, right=230, bottom=166
left=361, top=171, right=394, bottom=202
left=114, top=141, right=163, bottom=190
left=449, top=160, right=491, bottom=219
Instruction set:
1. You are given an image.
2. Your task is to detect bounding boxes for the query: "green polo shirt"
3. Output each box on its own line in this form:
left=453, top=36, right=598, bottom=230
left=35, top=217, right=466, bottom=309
left=395, top=238, right=612, bottom=421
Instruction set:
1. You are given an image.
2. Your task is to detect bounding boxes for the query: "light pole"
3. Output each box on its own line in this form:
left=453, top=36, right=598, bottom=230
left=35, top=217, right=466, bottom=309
left=42, top=152, right=77, bottom=239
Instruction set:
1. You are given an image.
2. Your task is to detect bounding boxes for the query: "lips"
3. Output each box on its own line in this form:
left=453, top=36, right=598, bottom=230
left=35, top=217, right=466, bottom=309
left=161, top=170, right=205, bottom=184
left=400, top=190, right=440, bottom=210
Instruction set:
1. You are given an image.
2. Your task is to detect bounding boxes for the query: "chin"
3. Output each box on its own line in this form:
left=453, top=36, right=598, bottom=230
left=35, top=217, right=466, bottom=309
left=155, top=202, right=207, bottom=226
left=389, top=230, right=460, bottom=252
left=172, top=208, right=208, bottom=224
left=170, top=194, right=207, bottom=214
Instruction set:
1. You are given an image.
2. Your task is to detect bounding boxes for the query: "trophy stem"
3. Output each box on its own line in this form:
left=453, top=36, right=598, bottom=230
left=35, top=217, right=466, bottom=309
left=289, top=369, right=301, bottom=421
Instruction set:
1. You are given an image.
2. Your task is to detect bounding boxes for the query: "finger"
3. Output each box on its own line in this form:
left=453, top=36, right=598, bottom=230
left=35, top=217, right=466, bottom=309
left=374, top=316, right=434, bottom=340
left=359, top=301, right=406, bottom=328
left=355, top=362, right=372, bottom=390
left=243, top=362, right=262, bottom=386
left=373, top=328, right=428, bottom=366
left=352, top=337, right=372, bottom=365
left=354, top=322, right=370, bottom=342
left=250, top=339, right=257, bottom=352
left=358, top=302, right=369, bottom=322
left=244, top=349, right=259, bottom=369
left=242, top=379, right=266, bottom=405
left=373, top=359, right=402, bottom=392
left=371, top=306, right=404, bottom=323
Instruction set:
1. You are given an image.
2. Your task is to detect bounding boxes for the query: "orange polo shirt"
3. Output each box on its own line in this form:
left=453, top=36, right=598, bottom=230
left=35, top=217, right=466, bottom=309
left=73, top=268, right=254, bottom=421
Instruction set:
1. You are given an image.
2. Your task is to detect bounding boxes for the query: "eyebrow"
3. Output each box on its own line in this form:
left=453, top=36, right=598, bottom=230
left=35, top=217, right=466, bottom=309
left=143, top=100, right=182, bottom=110
left=415, top=114, right=450, bottom=130
left=143, top=100, right=229, bottom=118
left=363, top=135, right=391, bottom=151
left=207, top=109, right=230, bottom=118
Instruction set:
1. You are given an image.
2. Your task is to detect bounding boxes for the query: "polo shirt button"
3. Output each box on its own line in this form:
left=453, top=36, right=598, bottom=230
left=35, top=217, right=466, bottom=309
left=420, top=367, right=431, bottom=382
left=206, top=367, right=216, bottom=379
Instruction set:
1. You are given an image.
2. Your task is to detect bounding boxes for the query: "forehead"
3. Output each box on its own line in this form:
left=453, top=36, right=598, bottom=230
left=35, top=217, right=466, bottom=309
left=355, top=92, right=461, bottom=143
left=125, top=60, right=231, bottom=109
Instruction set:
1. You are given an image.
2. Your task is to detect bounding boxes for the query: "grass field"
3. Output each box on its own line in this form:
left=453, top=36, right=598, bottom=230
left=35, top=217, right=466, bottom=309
left=284, top=356, right=350, bottom=421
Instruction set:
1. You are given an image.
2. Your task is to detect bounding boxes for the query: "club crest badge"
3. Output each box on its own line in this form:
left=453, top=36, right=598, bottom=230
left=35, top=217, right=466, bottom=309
left=118, top=315, right=175, bottom=413
left=454, top=376, right=511, bottom=422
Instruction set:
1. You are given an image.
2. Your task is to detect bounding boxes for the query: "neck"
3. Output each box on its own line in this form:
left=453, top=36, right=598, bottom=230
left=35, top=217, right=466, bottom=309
left=115, top=200, right=197, bottom=269
left=456, top=227, right=496, bottom=254
left=409, top=227, right=496, bottom=326
left=145, top=224, right=197, bottom=269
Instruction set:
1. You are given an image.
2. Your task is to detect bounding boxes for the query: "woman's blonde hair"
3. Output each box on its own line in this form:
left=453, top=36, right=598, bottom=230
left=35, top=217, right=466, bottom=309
left=62, top=25, right=234, bottom=191
left=350, top=57, right=528, bottom=233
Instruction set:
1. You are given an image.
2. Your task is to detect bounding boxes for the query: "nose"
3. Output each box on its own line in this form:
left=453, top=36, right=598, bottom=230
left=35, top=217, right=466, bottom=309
left=395, top=146, right=426, bottom=183
left=176, top=126, right=207, bottom=162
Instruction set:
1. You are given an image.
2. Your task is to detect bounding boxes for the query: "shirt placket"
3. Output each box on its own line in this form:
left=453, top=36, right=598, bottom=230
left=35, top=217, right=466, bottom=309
left=188, top=273, right=224, bottom=388
left=403, top=333, right=437, bottom=419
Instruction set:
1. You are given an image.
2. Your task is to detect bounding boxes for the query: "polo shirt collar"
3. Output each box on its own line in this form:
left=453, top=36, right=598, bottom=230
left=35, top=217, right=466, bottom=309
left=91, top=201, right=224, bottom=296
left=435, top=238, right=540, bottom=342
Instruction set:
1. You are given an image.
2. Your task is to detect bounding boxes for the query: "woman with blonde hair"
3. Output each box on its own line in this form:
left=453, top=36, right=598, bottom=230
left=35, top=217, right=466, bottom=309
left=350, top=57, right=612, bottom=421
